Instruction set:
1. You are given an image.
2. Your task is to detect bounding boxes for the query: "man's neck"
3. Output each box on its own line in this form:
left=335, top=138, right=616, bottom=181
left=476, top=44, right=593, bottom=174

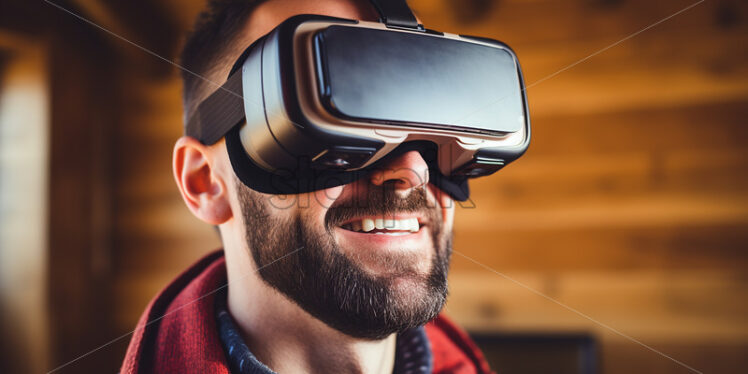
left=224, top=255, right=397, bottom=374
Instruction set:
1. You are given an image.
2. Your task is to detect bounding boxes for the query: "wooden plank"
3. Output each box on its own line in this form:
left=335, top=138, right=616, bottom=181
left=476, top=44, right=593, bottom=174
left=445, top=270, right=748, bottom=341
left=413, top=0, right=748, bottom=46
left=45, top=20, right=120, bottom=373
left=470, top=151, right=748, bottom=210
left=516, top=101, right=748, bottom=156
left=451, top=223, right=748, bottom=271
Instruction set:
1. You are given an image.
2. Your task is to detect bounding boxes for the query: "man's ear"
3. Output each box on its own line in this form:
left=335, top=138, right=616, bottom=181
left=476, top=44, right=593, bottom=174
left=173, top=136, right=233, bottom=225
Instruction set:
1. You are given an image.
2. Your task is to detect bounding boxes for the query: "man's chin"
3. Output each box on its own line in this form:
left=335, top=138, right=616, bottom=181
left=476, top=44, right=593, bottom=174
left=388, top=274, right=435, bottom=300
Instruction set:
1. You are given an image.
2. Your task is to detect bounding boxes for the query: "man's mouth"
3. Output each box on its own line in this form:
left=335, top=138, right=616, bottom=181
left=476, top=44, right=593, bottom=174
left=339, top=216, right=422, bottom=236
left=333, top=213, right=433, bottom=272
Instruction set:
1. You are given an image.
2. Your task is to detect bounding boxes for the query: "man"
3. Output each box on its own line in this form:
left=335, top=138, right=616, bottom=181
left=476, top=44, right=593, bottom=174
left=121, top=0, right=495, bottom=373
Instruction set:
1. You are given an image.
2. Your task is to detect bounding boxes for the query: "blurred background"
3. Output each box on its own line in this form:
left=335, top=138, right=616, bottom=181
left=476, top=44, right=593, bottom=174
left=0, top=0, right=746, bottom=373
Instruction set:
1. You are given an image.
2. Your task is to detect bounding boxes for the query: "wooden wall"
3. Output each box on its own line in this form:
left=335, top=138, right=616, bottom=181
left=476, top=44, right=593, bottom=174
left=1, top=0, right=745, bottom=373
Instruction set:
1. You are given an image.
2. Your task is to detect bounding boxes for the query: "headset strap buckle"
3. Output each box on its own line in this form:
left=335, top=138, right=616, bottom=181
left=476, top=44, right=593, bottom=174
left=369, top=0, right=423, bottom=30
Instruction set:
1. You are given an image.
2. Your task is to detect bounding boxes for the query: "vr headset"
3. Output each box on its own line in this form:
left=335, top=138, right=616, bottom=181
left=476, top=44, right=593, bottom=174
left=186, top=0, right=530, bottom=201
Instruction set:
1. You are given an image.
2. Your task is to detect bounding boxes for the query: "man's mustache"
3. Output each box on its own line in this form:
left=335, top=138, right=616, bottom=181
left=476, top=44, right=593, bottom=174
left=324, top=185, right=433, bottom=231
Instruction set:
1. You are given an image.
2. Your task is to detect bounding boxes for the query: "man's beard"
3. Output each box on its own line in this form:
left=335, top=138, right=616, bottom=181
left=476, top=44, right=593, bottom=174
left=236, top=179, right=452, bottom=340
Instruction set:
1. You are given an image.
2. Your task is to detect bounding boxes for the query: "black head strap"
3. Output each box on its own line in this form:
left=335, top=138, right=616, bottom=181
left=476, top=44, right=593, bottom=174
left=184, top=34, right=268, bottom=145
left=185, top=71, right=244, bottom=144
left=368, top=0, right=421, bottom=29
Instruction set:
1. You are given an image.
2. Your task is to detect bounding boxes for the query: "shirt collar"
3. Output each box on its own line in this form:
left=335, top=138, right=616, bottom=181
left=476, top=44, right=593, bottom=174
left=215, top=290, right=433, bottom=374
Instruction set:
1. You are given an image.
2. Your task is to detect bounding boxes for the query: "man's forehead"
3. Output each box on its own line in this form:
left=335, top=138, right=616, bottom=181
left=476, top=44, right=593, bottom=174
left=242, top=0, right=379, bottom=46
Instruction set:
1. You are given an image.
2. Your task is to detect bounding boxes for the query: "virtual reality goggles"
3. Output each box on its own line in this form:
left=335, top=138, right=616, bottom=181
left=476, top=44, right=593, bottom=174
left=186, top=0, right=530, bottom=201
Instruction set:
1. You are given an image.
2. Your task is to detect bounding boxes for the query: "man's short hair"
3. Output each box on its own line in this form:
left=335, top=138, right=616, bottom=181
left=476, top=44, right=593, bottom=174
left=179, top=0, right=266, bottom=125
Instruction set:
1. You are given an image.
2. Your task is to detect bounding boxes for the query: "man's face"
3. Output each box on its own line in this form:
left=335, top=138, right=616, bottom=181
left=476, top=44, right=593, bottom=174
left=216, top=0, right=455, bottom=340
left=234, top=151, right=455, bottom=339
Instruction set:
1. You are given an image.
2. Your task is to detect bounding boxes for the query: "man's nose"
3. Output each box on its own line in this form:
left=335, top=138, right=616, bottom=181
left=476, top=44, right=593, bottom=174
left=368, top=151, right=429, bottom=193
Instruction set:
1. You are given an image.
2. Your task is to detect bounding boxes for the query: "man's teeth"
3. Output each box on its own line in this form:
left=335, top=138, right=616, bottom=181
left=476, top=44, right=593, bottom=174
left=346, top=218, right=420, bottom=233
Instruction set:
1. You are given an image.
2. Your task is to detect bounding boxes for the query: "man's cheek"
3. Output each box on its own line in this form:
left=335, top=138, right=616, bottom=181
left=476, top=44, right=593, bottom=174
left=268, top=194, right=297, bottom=211
left=307, top=187, right=344, bottom=228
left=313, top=186, right=344, bottom=210
left=442, top=198, right=455, bottom=230
left=426, top=184, right=453, bottom=222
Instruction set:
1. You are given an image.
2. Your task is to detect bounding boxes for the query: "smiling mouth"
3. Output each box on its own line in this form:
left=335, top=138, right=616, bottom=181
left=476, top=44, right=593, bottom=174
left=339, top=217, right=422, bottom=235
